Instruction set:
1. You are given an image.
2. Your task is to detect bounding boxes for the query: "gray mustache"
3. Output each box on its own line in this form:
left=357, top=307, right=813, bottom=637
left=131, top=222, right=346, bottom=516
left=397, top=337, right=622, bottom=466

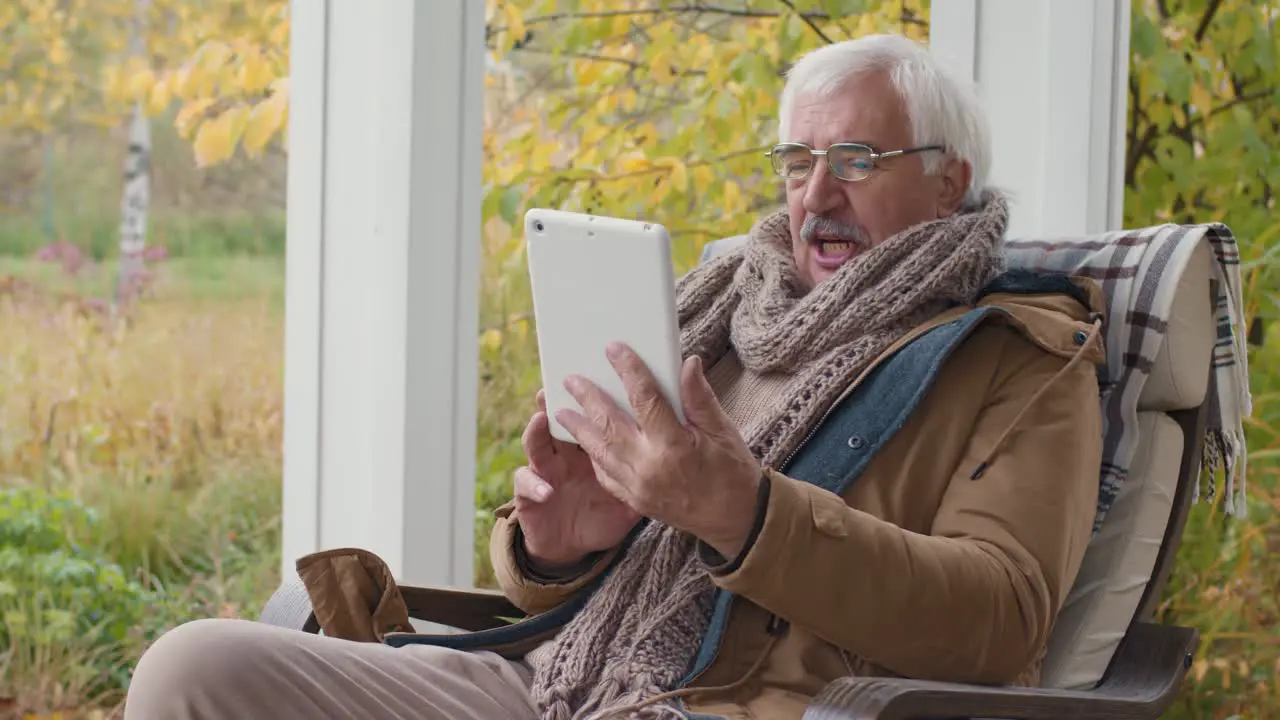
left=801, top=216, right=870, bottom=246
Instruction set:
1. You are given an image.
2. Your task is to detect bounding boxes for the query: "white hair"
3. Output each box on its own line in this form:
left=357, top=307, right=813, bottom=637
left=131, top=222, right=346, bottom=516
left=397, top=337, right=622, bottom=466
left=778, top=34, right=992, bottom=208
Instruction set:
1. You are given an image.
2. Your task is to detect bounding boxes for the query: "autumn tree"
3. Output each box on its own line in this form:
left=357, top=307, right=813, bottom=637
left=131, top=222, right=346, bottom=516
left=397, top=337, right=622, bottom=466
left=0, top=0, right=288, bottom=300
left=1123, top=0, right=1280, bottom=301
left=153, top=1, right=927, bottom=269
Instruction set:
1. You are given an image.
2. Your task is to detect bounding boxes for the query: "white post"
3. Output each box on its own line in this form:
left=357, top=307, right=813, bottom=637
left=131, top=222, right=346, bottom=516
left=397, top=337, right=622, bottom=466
left=282, top=0, right=484, bottom=589
left=930, top=0, right=1131, bottom=238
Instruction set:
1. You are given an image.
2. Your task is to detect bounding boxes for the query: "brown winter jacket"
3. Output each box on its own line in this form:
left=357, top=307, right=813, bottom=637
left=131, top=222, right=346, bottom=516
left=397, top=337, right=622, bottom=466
left=490, top=280, right=1107, bottom=719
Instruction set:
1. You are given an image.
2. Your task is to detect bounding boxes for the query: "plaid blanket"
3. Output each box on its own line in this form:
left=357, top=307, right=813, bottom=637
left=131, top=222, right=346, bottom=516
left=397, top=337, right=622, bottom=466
left=1004, top=223, right=1253, bottom=528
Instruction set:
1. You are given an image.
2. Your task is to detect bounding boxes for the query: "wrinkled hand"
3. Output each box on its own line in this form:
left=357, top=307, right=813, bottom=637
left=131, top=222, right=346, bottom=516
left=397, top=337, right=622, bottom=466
left=556, top=342, right=762, bottom=559
left=513, top=390, right=641, bottom=569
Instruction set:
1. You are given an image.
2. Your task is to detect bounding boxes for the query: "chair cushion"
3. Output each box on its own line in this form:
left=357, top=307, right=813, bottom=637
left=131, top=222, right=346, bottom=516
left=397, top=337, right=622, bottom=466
left=1140, top=239, right=1213, bottom=411
left=1040, top=411, right=1183, bottom=689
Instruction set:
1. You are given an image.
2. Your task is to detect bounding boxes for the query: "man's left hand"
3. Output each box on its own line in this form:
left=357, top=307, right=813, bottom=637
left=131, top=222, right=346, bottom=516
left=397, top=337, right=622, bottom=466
left=556, top=342, right=763, bottom=560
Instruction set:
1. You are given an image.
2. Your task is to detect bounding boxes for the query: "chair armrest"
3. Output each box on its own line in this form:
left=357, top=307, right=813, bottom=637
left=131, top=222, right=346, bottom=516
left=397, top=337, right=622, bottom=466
left=400, top=584, right=526, bottom=630
left=803, top=622, right=1198, bottom=720
left=258, top=576, right=526, bottom=634
left=258, top=576, right=321, bottom=632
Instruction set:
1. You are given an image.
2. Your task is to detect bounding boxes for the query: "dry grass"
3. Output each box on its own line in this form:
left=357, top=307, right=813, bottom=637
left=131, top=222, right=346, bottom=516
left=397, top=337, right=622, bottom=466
left=0, top=261, right=284, bottom=717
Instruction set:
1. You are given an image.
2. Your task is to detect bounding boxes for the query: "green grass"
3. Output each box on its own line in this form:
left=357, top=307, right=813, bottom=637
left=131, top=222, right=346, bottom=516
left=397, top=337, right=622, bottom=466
left=0, top=255, right=285, bottom=309
left=0, top=211, right=287, bottom=261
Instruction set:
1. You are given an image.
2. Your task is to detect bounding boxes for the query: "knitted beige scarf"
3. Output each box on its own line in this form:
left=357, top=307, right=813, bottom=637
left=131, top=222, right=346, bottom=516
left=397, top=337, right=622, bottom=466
left=531, top=191, right=1009, bottom=720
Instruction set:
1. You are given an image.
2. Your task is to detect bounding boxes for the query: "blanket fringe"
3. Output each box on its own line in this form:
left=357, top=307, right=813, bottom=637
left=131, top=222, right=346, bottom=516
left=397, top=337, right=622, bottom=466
left=1198, top=429, right=1249, bottom=517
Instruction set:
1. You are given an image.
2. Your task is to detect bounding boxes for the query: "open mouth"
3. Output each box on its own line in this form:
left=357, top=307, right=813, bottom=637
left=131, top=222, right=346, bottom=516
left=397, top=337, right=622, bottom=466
left=801, top=216, right=868, bottom=271
left=813, top=238, right=860, bottom=268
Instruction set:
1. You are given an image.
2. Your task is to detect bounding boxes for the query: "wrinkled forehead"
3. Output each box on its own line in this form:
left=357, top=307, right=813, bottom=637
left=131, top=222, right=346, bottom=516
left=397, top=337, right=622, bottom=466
left=783, top=73, right=912, bottom=146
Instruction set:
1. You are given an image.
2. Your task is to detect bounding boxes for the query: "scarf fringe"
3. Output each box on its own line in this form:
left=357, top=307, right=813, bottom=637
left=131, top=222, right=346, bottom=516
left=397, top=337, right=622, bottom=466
left=576, top=669, right=682, bottom=720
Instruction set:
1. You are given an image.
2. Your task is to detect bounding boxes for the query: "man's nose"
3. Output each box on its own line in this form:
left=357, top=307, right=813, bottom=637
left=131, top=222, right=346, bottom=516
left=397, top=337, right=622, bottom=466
left=802, top=162, right=841, bottom=215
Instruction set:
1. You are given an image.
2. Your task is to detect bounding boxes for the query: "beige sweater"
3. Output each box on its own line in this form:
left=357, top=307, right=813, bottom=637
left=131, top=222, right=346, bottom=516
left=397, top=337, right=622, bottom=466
left=705, top=349, right=793, bottom=434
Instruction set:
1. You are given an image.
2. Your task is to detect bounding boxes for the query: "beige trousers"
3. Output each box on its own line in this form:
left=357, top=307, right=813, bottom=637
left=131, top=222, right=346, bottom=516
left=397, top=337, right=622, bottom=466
left=124, top=618, right=540, bottom=719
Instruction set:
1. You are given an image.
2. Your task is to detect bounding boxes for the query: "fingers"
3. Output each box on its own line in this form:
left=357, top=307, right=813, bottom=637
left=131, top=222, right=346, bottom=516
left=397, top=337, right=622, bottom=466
left=554, top=406, right=609, bottom=465
left=536, top=389, right=547, bottom=413
left=605, top=342, right=684, bottom=439
left=513, top=466, right=553, bottom=504
left=562, top=373, right=636, bottom=447
left=591, top=463, right=639, bottom=509
left=522, top=411, right=557, bottom=471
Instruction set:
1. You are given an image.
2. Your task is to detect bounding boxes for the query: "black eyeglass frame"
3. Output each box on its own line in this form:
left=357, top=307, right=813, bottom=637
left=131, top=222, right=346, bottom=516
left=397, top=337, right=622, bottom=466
left=765, top=142, right=947, bottom=181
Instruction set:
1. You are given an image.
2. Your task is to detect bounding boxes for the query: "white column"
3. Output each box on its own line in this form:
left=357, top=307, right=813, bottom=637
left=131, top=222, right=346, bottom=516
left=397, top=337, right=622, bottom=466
left=282, top=0, right=484, bottom=589
left=930, top=0, right=1131, bottom=238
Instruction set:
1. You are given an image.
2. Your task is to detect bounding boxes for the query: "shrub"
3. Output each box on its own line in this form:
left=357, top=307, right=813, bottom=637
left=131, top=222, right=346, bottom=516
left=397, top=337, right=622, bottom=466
left=0, top=486, right=163, bottom=710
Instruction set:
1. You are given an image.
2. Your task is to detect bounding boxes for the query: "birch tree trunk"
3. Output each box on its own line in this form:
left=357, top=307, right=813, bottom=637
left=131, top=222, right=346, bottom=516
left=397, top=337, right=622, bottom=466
left=116, top=0, right=151, bottom=305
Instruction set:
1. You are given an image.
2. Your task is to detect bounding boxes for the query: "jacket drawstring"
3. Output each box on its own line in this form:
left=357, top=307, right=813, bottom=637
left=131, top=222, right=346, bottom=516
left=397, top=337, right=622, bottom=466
left=970, top=316, right=1103, bottom=480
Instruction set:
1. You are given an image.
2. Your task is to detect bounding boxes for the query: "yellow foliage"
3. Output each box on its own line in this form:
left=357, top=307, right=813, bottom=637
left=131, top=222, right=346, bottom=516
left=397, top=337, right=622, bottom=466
left=193, top=107, right=236, bottom=167
left=616, top=151, right=650, bottom=174
left=501, top=2, right=526, bottom=56
left=649, top=49, right=675, bottom=84
left=1190, top=82, right=1213, bottom=117
left=480, top=328, right=503, bottom=353
left=654, top=157, right=689, bottom=193
left=174, top=97, right=215, bottom=138
left=723, top=180, right=743, bottom=217
left=124, top=68, right=155, bottom=103
left=147, top=74, right=173, bottom=115
left=269, top=15, right=291, bottom=47
left=48, top=37, right=69, bottom=65
left=195, top=40, right=233, bottom=76
left=243, top=88, right=288, bottom=157
left=170, top=65, right=195, bottom=99
left=693, top=164, right=714, bottom=192
left=611, top=12, right=630, bottom=37
left=582, top=124, right=610, bottom=148
left=856, top=14, right=878, bottom=37
left=576, top=59, right=605, bottom=87
left=239, top=46, right=274, bottom=94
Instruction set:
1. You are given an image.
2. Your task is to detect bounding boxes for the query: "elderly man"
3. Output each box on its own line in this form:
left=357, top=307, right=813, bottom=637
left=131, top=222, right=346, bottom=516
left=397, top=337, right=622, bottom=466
left=125, top=33, right=1104, bottom=720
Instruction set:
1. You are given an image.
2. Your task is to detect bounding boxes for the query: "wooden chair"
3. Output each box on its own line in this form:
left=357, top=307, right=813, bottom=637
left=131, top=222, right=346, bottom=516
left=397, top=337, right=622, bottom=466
left=261, top=223, right=1233, bottom=719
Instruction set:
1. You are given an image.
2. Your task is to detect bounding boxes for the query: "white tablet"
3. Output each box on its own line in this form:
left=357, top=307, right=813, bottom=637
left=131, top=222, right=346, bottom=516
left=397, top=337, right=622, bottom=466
left=525, top=208, right=685, bottom=444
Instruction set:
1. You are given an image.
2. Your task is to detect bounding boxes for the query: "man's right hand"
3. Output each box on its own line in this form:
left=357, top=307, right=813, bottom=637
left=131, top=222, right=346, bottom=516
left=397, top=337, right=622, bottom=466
left=513, top=390, right=641, bottom=571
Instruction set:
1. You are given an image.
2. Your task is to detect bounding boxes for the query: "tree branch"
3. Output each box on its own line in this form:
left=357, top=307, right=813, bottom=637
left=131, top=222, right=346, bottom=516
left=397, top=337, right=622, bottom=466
left=1194, top=0, right=1223, bottom=44
left=547, top=146, right=771, bottom=185
left=1206, top=86, right=1275, bottom=120
left=493, top=45, right=708, bottom=78
left=488, top=4, right=837, bottom=35
left=1126, top=73, right=1145, bottom=188
left=777, top=0, right=835, bottom=44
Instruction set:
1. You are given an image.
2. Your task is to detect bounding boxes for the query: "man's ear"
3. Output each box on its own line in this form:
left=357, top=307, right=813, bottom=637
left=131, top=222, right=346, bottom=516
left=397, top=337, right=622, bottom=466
left=936, top=156, right=973, bottom=218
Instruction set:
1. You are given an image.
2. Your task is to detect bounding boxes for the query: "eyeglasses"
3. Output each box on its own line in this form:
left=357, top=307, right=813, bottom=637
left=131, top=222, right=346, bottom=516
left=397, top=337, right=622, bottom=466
left=766, top=142, right=946, bottom=182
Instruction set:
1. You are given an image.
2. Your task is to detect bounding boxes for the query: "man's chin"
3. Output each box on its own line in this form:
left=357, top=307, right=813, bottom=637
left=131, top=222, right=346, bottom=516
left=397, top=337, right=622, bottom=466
left=809, top=255, right=857, bottom=285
